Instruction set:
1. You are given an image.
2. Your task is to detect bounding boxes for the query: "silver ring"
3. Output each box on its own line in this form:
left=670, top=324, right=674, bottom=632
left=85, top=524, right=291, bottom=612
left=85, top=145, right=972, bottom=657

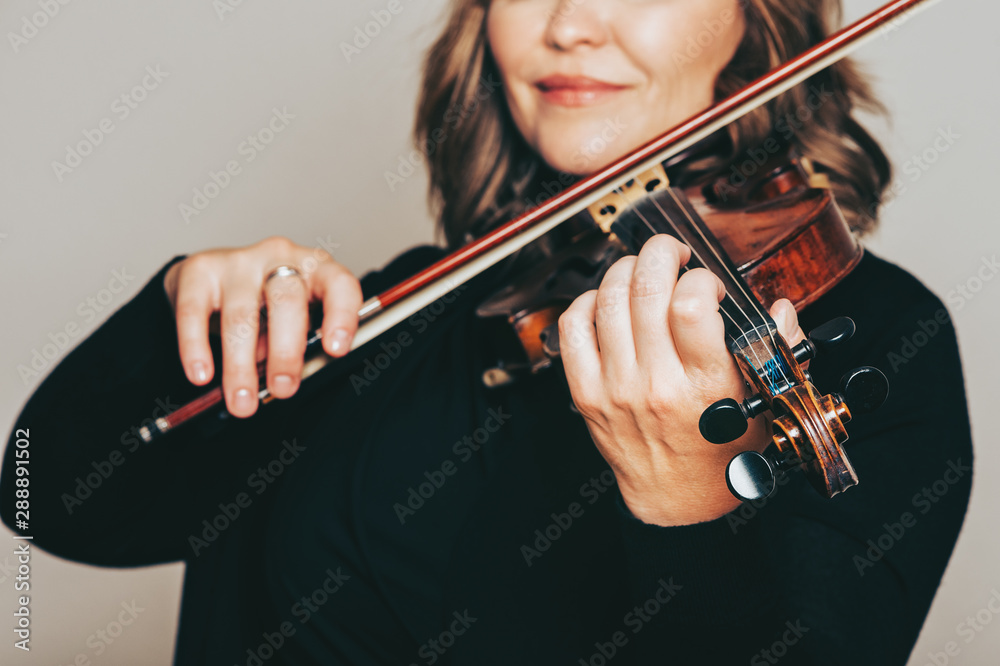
left=264, top=265, right=304, bottom=285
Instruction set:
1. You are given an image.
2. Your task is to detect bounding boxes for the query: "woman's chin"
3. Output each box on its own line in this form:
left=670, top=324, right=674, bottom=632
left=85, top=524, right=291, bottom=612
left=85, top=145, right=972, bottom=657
left=535, top=144, right=623, bottom=177
left=532, top=125, right=645, bottom=177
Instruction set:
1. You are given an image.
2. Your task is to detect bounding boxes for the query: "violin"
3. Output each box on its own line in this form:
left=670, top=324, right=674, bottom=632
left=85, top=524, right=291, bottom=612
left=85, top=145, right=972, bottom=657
left=475, top=139, right=887, bottom=501
left=135, top=0, right=938, bottom=503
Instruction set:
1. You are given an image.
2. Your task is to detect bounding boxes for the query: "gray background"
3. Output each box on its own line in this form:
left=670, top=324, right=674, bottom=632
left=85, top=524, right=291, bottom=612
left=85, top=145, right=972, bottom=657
left=0, top=0, right=995, bottom=663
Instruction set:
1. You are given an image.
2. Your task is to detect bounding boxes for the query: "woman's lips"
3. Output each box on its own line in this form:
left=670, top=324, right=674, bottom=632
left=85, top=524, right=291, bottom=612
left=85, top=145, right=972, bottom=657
left=535, top=75, right=629, bottom=107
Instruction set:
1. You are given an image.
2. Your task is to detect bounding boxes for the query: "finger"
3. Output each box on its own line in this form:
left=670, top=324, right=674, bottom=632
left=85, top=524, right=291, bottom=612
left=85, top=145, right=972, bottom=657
left=263, top=272, right=310, bottom=398
left=172, top=260, right=219, bottom=386
left=770, top=298, right=805, bottom=346
left=313, top=262, right=363, bottom=357
left=594, top=256, right=638, bottom=375
left=629, top=235, right=690, bottom=368
left=667, top=267, right=731, bottom=378
left=220, top=279, right=264, bottom=417
left=558, top=290, right=602, bottom=407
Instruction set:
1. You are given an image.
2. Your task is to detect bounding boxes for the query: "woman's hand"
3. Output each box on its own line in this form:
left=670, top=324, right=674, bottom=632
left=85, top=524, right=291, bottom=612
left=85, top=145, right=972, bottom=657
left=558, top=234, right=805, bottom=527
left=163, top=236, right=362, bottom=417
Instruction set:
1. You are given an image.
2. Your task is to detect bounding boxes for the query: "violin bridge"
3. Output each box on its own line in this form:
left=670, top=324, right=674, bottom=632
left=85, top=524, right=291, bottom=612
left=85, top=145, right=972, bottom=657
left=586, top=164, right=670, bottom=234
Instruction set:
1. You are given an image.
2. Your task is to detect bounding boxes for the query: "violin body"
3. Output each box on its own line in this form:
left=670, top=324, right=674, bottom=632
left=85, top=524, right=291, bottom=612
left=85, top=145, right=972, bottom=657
left=475, top=145, right=861, bottom=379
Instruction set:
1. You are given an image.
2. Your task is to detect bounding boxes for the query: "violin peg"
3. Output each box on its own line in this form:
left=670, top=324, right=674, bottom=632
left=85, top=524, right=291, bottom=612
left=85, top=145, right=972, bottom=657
left=793, top=317, right=856, bottom=362
left=700, top=398, right=749, bottom=444
left=699, top=394, right=767, bottom=444
left=839, top=366, right=890, bottom=414
left=810, top=316, right=856, bottom=349
left=726, top=451, right=777, bottom=502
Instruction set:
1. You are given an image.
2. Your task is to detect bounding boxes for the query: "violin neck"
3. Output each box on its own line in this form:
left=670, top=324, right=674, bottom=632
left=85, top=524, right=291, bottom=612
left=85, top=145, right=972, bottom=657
left=610, top=187, right=775, bottom=344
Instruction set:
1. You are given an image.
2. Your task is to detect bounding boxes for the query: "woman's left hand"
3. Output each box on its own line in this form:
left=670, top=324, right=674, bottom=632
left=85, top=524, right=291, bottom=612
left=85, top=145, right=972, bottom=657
left=558, top=234, right=805, bottom=527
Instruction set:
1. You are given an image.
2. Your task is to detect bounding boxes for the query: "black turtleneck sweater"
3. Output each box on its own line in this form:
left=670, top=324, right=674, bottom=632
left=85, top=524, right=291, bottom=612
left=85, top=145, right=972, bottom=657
left=0, top=244, right=972, bottom=665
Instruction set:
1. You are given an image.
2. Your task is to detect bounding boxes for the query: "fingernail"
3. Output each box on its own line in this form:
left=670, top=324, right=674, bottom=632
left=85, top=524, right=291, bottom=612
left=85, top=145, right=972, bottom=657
left=234, top=388, right=254, bottom=412
left=273, top=374, right=295, bottom=393
left=191, top=361, right=208, bottom=383
left=329, top=328, right=351, bottom=355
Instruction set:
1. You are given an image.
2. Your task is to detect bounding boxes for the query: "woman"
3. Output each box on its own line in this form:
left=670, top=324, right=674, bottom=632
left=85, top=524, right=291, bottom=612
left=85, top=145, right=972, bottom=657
left=0, top=0, right=972, bottom=664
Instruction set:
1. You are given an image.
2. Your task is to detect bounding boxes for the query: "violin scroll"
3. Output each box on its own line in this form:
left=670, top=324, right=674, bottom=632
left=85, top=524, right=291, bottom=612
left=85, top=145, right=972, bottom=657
left=699, top=316, right=857, bottom=444
left=719, top=362, right=889, bottom=502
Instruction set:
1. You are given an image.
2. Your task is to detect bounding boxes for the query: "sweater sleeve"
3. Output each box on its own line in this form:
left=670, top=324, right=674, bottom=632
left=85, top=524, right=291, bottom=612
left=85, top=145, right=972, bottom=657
left=0, top=244, right=446, bottom=568
left=613, top=280, right=973, bottom=665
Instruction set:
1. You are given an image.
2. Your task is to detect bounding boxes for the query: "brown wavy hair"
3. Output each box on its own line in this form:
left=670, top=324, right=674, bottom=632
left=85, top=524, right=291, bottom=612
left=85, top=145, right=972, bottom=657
left=415, top=0, right=891, bottom=251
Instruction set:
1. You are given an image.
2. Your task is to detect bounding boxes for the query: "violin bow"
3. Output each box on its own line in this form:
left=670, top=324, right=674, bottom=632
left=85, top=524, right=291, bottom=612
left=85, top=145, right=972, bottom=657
left=140, top=0, right=940, bottom=442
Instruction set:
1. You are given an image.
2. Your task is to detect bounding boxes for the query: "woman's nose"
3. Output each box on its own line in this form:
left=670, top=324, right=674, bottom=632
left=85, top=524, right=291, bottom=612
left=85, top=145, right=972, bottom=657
left=545, top=0, right=612, bottom=51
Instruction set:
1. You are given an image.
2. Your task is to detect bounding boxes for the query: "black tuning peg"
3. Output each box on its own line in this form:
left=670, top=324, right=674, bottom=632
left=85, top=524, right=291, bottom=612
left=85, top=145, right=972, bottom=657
left=726, top=450, right=798, bottom=502
left=699, top=394, right=767, bottom=444
left=726, top=451, right=776, bottom=501
left=839, top=366, right=890, bottom=414
left=792, top=316, right=856, bottom=363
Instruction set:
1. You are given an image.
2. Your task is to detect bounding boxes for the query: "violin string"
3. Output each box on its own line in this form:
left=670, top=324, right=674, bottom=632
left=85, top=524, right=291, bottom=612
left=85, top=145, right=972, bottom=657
left=610, top=184, right=750, bottom=332
left=609, top=183, right=746, bottom=337
left=654, top=186, right=791, bottom=387
left=619, top=178, right=790, bottom=383
left=609, top=179, right=777, bottom=382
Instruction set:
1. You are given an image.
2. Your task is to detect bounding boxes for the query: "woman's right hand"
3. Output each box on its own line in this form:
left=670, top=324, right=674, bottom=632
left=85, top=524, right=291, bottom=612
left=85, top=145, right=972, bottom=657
left=162, top=236, right=362, bottom=417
